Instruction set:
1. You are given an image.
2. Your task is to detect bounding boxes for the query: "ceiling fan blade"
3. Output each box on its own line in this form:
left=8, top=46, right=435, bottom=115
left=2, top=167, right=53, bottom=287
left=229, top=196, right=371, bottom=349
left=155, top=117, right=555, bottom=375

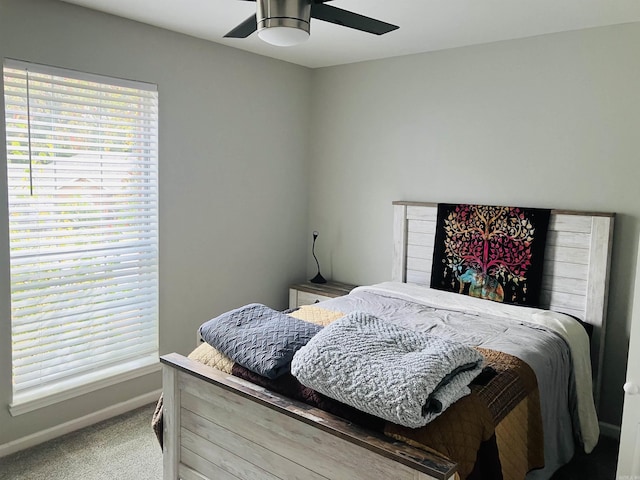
left=224, top=15, right=258, bottom=38
left=311, top=4, right=398, bottom=35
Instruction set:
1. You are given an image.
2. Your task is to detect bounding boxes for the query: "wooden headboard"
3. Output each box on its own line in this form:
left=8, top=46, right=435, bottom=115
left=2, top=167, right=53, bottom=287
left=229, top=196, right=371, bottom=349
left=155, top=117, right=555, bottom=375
left=391, top=201, right=615, bottom=410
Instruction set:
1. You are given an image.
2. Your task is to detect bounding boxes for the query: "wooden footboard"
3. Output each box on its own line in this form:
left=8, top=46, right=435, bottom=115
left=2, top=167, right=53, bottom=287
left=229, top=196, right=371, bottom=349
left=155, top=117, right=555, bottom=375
left=161, top=353, right=457, bottom=480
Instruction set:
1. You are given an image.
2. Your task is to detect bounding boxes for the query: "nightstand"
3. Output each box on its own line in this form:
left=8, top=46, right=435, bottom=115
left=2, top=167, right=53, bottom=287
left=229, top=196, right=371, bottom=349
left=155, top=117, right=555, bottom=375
left=288, top=281, right=357, bottom=309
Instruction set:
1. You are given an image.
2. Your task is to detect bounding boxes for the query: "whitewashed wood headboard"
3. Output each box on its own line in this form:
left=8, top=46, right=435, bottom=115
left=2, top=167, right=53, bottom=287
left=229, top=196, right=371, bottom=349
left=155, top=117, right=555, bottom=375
left=391, top=201, right=615, bottom=410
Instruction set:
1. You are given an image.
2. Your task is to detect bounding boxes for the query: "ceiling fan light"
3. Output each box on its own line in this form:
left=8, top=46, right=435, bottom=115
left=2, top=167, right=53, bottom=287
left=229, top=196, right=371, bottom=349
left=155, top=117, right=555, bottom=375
left=258, top=25, right=310, bottom=47
left=257, top=16, right=310, bottom=47
left=256, top=0, right=311, bottom=47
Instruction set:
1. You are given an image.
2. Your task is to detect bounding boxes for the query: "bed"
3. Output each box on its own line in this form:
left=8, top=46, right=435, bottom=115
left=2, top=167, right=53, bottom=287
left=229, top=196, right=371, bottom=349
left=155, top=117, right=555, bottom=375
left=157, top=201, right=614, bottom=480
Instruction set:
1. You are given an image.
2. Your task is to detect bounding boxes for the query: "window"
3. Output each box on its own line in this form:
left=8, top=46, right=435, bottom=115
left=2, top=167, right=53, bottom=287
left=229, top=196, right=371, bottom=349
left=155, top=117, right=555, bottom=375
left=3, top=59, right=159, bottom=414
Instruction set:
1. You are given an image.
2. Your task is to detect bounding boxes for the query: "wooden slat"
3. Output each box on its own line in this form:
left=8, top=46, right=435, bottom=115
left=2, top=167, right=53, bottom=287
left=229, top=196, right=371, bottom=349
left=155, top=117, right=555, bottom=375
left=407, top=257, right=431, bottom=273
left=178, top=462, right=218, bottom=480
left=181, top=448, right=239, bottom=480
left=182, top=428, right=281, bottom=480
left=181, top=408, right=329, bottom=480
left=408, top=232, right=435, bottom=247
left=407, top=270, right=430, bottom=285
left=543, top=260, right=589, bottom=280
left=542, top=275, right=588, bottom=296
left=162, top=365, right=180, bottom=480
left=407, top=244, right=434, bottom=260
left=408, top=219, right=437, bottom=235
left=544, top=244, right=590, bottom=265
left=549, top=214, right=593, bottom=233
left=392, top=204, right=408, bottom=282
left=406, top=205, right=437, bottom=221
left=546, top=231, right=591, bottom=249
left=540, top=290, right=586, bottom=312
left=585, top=215, right=614, bottom=410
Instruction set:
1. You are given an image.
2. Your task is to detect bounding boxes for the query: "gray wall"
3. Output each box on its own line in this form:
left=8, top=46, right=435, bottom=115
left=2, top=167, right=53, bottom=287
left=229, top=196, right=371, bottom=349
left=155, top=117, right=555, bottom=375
left=0, top=0, right=311, bottom=446
left=308, top=23, right=640, bottom=427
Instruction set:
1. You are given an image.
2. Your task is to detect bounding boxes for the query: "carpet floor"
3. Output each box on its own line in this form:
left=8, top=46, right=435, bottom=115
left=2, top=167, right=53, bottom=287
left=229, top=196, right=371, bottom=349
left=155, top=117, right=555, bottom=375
left=0, top=403, right=162, bottom=480
left=0, top=401, right=619, bottom=480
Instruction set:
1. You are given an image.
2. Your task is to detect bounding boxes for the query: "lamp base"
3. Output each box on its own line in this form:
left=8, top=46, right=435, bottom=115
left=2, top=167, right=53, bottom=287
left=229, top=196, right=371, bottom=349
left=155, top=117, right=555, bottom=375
left=309, top=272, right=327, bottom=284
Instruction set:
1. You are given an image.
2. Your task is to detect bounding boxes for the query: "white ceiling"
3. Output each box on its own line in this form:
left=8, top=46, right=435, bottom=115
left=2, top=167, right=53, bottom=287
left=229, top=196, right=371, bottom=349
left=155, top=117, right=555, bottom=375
left=60, top=0, right=640, bottom=69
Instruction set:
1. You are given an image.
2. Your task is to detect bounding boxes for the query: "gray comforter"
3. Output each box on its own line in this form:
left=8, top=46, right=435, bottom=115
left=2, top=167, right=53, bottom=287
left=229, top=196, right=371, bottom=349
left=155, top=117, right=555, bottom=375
left=319, top=284, right=578, bottom=480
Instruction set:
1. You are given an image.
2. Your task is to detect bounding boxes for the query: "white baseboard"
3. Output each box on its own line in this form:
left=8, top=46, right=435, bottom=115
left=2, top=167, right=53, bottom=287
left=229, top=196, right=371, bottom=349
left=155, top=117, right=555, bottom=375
left=599, top=421, right=621, bottom=440
left=0, top=389, right=162, bottom=458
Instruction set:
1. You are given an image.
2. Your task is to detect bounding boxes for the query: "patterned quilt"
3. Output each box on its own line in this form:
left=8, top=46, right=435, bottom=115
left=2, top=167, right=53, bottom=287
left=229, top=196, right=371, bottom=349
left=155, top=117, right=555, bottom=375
left=152, top=304, right=544, bottom=480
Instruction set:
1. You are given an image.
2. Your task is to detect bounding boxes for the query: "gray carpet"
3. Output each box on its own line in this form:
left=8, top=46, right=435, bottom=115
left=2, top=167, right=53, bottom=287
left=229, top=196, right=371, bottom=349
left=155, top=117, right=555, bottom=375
left=0, top=403, right=162, bottom=480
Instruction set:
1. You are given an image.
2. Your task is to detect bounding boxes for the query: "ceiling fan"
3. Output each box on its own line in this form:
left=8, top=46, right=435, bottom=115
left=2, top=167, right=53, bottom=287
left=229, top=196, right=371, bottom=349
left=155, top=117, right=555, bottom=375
left=225, top=0, right=399, bottom=47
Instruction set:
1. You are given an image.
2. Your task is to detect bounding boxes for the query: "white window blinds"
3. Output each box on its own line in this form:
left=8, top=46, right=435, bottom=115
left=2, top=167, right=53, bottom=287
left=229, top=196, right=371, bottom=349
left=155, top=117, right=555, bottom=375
left=3, top=59, right=159, bottom=411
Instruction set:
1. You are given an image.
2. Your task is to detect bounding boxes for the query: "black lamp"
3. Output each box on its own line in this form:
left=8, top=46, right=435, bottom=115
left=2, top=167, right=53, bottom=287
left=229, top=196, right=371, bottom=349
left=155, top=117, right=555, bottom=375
left=309, top=230, right=327, bottom=284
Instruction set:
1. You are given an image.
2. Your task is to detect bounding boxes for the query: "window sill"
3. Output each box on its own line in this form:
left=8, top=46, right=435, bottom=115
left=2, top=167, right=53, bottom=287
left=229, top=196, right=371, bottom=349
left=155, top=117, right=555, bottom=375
left=10, top=356, right=160, bottom=417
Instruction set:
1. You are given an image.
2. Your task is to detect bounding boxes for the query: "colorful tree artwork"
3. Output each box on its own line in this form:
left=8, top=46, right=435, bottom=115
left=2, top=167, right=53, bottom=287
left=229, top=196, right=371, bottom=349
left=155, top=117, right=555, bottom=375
left=431, top=203, right=550, bottom=306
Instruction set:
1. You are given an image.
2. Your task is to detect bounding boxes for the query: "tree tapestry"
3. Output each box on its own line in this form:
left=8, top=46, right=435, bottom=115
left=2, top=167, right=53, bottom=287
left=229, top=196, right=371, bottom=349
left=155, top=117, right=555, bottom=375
left=430, top=203, right=551, bottom=307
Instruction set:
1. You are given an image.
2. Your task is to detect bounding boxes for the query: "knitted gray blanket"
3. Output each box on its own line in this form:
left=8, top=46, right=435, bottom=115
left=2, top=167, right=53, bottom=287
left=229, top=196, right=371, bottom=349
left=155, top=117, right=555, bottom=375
left=199, top=303, right=321, bottom=379
left=291, top=311, right=484, bottom=428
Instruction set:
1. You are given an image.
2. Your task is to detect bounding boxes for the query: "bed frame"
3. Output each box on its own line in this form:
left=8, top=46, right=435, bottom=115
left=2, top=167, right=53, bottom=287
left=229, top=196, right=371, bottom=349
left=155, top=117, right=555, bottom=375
left=160, top=200, right=614, bottom=480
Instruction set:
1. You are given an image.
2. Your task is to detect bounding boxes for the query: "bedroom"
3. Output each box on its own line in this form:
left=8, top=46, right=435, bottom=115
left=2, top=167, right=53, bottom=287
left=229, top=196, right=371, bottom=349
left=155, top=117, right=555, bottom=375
left=0, top=0, right=639, bottom=478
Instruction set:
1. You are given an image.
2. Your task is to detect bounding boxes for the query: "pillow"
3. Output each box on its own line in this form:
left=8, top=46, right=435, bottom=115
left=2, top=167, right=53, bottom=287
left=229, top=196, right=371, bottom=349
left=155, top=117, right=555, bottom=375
left=560, top=312, right=594, bottom=339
